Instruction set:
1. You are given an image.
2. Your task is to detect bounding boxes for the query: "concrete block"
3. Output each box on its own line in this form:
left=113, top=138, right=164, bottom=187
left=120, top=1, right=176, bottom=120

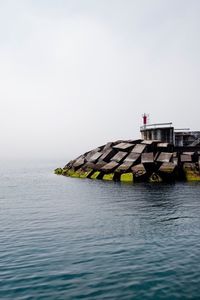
left=64, top=160, right=75, bottom=169
left=124, top=152, right=140, bottom=163
left=73, top=157, right=85, bottom=168
left=156, top=152, right=173, bottom=163
left=120, top=173, right=133, bottom=182
left=131, top=164, right=146, bottom=177
left=103, top=173, right=114, bottom=181
left=116, top=161, right=133, bottom=172
left=111, top=151, right=128, bottom=163
left=149, top=172, right=162, bottom=183
left=85, top=148, right=101, bottom=161
left=100, top=148, right=115, bottom=162
left=183, top=163, right=200, bottom=181
left=79, top=170, right=93, bottom=178
left=101, top=161, right=119, bottom=172
left=103, top=142, right=113, bottom=150
left=67, top=170, right=81, bottom=178
left=54, top=168, right=63, bottom=175
left=157, top=143, right=169, bottom=148
left=181, top=154, right=192, bottom=162
left=183, top=163, right=196, bottom=170
left=173, top=158, right=178, bottom=165
left=141, top=140, right=155, bottom=145
left=88, top=152, right=102, bottom=162
left=132, top=144, right=146, bottom=153
left=113, top=142, right=134, bottom=151
left=182, top=152, right=195, bottom=155
left=130, top=139, right=143, bottom=143
left=92, top=160, right=107, bottom=170
left=159, top=162, right=176, bottom=173
left=90, top=171, right=101, bottom=179
left=141, top=153, right=154, bottom=163
left=82, top=162, right=95, bottom=170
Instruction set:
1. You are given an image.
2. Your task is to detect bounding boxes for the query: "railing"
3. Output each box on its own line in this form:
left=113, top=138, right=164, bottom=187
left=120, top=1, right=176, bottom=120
left=174, top=128, right=190, bottom=131
left=140, top=122, right=173, bottom=131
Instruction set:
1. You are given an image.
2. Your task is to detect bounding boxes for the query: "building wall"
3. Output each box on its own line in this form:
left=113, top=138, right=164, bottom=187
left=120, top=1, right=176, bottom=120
left=174, top=131, right=200, bottom=147
left=141, top=127, right=174, bottom=144
left=141, top=126, right=200, bottom=147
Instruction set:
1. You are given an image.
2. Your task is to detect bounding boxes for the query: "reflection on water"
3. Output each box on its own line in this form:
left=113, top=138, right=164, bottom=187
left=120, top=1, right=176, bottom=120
left=0, top=161, right=200, bottom=299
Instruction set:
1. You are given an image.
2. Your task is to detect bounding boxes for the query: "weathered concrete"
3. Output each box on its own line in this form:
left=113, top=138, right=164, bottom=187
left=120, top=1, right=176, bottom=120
left=132, top=144, right=146, bottom=153
left=113, top=142, right=134, bottom=151
left=101, top=161, right=119, bottom=172
left=120, top=173, right=133, bottom=182
left=116, top=161, right=133, bottom=173
left=156, top=152, right=172, bottom=163
left=159, top=162, right=176, bottom=173
left=111, top=151, right=128, bottom=163
left=141, top=153, right=154, bottom=163
left=55, top=138, right=200, bottom=183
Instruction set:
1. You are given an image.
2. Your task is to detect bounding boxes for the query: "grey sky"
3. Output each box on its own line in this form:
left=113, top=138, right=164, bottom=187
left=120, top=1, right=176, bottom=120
left=1, top=0, right=200, bottom=160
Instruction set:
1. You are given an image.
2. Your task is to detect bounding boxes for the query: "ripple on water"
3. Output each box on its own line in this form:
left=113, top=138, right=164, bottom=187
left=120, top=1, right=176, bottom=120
left=0, top=163, right=200, bottom=299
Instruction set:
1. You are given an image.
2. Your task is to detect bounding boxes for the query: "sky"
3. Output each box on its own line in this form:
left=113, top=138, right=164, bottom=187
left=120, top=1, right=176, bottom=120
left=1, top=0, right=200, bottom=161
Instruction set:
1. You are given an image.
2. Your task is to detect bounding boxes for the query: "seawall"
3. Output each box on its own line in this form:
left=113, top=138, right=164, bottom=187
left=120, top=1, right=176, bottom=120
left=55, top=139, right=200, bottom=183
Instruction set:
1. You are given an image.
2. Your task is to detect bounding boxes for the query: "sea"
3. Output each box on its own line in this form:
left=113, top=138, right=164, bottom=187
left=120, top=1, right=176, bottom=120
left=1, top=160, right=200, bottom=300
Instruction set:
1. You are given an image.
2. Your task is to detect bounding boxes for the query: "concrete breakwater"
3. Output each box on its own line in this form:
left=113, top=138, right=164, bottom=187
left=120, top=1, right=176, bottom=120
left=55, top=139, right=200, bottom=182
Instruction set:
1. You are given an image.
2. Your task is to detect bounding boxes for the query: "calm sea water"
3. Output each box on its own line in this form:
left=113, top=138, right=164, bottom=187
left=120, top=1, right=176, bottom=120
left=1, top=161, right=200, bottom=300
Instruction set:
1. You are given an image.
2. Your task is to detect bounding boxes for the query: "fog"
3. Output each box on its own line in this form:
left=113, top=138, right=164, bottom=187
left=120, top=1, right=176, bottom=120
left=1, top=0, right=200, bottom=161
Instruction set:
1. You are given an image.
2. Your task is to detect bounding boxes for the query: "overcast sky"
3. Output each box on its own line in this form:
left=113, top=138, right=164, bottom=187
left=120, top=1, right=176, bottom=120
left=1, top=0, right=200, bottom=160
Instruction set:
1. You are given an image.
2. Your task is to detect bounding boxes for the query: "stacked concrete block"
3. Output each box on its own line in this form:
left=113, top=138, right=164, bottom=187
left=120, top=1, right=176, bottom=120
left=55, top=138, right=200, bottom=182
left=131, top=164, right=146, bottom=178
left=113, top=142, right=134, bottom=151
left=132, top=144, right=146, bottom=154
left=156, top=152, right=173, bottom=163
left=101, top=161, right=119, bottom=172
left=141, top=153, right=154, bottom=163
left=111, top=151, right=128, bottom=163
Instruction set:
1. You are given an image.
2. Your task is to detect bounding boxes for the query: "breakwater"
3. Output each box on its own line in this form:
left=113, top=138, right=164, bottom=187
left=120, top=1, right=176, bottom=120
left=55, top=139, right=200, bottom=182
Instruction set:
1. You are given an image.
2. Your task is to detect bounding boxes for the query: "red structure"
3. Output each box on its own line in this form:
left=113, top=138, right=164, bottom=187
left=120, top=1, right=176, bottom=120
left=142, top=113, right=147, bottom=126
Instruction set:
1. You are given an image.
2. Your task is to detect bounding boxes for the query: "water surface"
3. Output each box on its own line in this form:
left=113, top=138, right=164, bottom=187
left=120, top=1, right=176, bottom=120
left=0, top=161, right=200, bottom=299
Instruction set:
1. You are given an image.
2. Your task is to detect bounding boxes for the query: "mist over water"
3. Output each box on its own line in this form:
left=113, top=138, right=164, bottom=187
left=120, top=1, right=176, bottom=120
left=1, top=0, right=200, bottom=160
left=1, top=161, right=200, bottom=299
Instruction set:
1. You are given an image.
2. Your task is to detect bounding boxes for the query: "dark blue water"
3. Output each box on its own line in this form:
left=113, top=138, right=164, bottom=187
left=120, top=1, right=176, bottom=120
left=1, top=161, right=200, bottom=299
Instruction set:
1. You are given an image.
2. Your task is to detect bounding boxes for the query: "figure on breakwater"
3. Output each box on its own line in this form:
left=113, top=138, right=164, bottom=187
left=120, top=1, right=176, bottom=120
left=55, top=116, right=200, bottom=183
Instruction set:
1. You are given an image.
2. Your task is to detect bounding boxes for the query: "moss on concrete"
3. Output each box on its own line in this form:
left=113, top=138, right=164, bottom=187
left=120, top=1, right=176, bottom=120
left=79, top=171, right=92, bottom=178
left=62, top=168, right=69, bottom=175
left=90, top=171, right=101, bottom=179
left=149, top=172, right=163, bottom=183
left=54, top=168, right=63, bottom=175
left=185, top=171, right=200, bottom=181
left=67, top=169, right=81, bottom=178
left=120, top=173, right=133, bottom=182
left=103, top=173, right=114, bottom=181
left=183, top=163, right=200, bottom=181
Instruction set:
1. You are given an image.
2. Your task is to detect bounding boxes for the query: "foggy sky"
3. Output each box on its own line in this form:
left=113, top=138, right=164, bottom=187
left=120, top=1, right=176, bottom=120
left=1, top=0, right=200, bottom=160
